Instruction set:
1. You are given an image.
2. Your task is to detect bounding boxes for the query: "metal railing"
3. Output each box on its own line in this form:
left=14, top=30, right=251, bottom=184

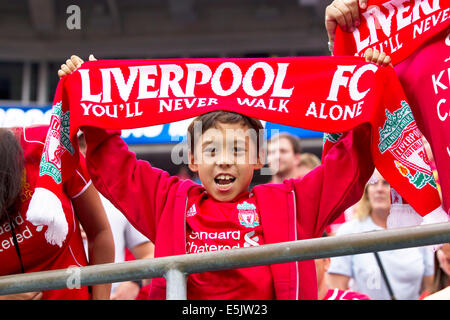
left=0, top=222, right=449, bottom=300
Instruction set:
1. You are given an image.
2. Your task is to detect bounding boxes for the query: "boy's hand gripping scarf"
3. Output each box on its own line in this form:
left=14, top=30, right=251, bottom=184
left=333, top=0, right=450, bottom=229
left=26, top=56, right=444, bottom=246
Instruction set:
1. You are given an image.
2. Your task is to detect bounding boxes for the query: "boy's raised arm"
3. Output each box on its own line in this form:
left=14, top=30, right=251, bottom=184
left=291, top=124, right=374, bottom=238
left=58, top=56, right=180, bottom=242
left=82, top=126, right=180, bottom=243
left=291, top=53, right=394, bottom=237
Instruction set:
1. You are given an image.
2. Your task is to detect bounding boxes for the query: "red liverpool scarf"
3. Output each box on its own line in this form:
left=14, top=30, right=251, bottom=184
left=333, top=0, right=449, bottom=228
left=333, top=0, right=449, bottom=65
left=26, top=56, right=443, bottom=245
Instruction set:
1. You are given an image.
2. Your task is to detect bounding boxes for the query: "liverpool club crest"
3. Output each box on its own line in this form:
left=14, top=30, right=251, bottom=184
left=378, top=101, right=436, bottom=189
left=39, top=101, right=75, bottom=184
left=237, top=201, right=259, bottom=228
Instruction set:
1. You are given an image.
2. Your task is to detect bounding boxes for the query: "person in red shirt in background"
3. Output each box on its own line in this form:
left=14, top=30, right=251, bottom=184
left=422, top=136, right=441, bottom=200
left=0, top=126, right=114, bottom=300
left=325, top=0, right=450, bottom=218
left=422, top=137, right=449, bottom=300
left=267, top=133, right=302, bottom=184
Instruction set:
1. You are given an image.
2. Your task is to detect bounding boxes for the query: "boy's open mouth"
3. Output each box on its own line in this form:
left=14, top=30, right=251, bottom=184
left=214, top=174, right=236, bottom=189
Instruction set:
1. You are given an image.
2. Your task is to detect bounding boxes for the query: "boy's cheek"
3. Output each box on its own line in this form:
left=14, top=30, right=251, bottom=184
left=201, top=155, right=217, bottom=165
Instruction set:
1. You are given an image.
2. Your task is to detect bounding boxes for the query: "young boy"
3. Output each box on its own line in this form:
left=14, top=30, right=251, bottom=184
left=59, top=53, right=381, bottom=300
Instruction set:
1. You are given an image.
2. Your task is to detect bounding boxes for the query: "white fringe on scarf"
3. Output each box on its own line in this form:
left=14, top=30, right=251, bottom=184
left=26, top=188, right=68, bottom=247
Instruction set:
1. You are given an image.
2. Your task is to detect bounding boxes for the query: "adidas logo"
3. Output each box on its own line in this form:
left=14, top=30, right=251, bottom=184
left=187, top=204, right=197, bottom=217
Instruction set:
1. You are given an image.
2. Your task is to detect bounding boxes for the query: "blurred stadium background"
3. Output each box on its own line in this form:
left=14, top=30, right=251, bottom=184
left=0, top=0, right=331, bottom=184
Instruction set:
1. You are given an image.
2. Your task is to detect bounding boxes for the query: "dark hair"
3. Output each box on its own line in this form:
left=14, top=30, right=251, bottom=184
left=187, top=110, right=264, bottom=155
left=0, top=128, right=24, bottom=223
left=269, top=132, right=302, bottom=155
left=431, top=250, right=450, bottom=294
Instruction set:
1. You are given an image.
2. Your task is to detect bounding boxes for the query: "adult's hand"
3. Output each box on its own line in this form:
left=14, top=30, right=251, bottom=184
left=325, top=0, right=368, bottom=53
left=58, top=54, right=97, bottom=78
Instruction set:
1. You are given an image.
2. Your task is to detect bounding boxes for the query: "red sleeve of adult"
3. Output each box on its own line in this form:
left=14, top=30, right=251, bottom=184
left=82, top=126, right=181, bottom=242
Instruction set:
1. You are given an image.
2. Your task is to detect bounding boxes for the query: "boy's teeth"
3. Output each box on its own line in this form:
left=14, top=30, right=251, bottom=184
left=218, top=174, right=233, bottom=180
left=215, top=174, right=235, bottom=186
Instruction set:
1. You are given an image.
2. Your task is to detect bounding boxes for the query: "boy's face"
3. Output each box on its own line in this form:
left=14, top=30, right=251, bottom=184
left=188, top=122, right=263, bottom=202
